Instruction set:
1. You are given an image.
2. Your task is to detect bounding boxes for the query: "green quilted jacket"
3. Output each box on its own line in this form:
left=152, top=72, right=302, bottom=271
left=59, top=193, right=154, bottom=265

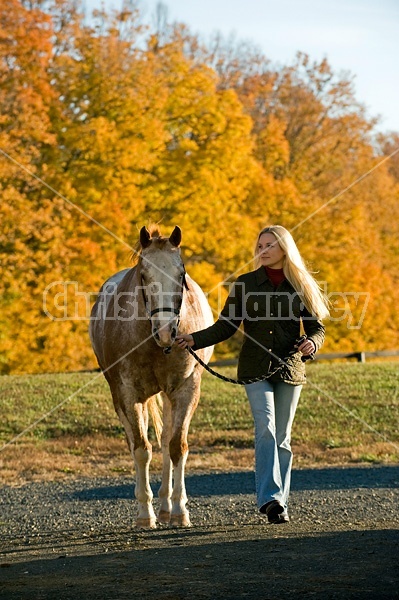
left=192, top=267, right=325, bottom=385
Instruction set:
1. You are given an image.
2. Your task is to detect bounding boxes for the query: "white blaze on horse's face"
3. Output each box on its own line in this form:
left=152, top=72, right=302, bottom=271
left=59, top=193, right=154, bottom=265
left=140, top=247, right=185, bottom=349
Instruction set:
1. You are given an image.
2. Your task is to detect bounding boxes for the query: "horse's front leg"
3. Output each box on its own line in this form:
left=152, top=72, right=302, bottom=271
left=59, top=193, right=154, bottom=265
left=115, top=398, right=157, bottom=529
left=157, top=393, right=172, bottom=524
left=169, top=380, right=200, bottom=527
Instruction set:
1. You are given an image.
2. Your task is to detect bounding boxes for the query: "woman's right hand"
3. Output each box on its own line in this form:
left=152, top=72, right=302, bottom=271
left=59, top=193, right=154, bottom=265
left=175, top=334, right=195, bottom=349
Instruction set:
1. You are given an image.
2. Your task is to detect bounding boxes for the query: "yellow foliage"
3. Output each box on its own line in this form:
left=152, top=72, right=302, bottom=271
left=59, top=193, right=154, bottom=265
left=1, top=1, right=398, bottom=373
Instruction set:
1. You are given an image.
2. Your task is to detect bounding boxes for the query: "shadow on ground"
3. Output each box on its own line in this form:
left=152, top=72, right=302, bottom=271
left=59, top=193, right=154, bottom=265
left=70, top=464, right=399, bottom=501
left=1, top=528, right=398, bottom=599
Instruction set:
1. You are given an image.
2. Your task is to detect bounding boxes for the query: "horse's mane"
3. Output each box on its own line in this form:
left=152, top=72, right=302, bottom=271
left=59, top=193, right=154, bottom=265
left=131, top=224, right=171, bottom=265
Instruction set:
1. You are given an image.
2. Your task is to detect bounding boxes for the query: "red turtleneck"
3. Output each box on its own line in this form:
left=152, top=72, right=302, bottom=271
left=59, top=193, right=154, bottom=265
left=265, top=266, right=285, bottom=287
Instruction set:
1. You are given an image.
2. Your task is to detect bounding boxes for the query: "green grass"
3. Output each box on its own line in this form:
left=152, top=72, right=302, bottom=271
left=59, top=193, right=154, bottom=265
left=296, top=363, right=399, bottom=451
left=0, top=363, right=398, bottom=458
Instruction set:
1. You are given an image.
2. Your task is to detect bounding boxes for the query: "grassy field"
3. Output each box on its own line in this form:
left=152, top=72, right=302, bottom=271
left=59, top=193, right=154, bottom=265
left=0, top=362, right=398, bottom=485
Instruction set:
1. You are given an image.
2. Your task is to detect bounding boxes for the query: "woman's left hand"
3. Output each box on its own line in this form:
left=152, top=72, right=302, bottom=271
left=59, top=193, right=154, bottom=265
left=175, top=334, right=194, bottom=349
left=297, top=338, right=315, bottom=356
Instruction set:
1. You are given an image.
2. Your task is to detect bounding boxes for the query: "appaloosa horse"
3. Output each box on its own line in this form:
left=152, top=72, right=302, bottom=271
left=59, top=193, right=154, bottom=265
left=89, top=226, right=213, bottom=528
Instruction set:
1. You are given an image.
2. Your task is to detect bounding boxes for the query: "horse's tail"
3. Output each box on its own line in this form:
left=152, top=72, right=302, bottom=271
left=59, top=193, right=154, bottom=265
left=148, top=393, right=163, bottom=447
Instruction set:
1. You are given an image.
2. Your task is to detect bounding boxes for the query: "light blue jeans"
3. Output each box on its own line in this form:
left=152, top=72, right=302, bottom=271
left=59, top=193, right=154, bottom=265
left=245, top=380, right=302, bottom=512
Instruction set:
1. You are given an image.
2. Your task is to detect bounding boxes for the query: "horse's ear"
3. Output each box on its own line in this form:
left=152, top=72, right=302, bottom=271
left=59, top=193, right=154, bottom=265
left=140, top=226, right=152, bottom=249
left=169, top=226, right=182, bottom=248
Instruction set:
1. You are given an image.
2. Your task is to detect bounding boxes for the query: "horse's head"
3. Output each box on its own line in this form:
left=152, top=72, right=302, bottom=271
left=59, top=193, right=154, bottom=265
left=138, top=226, right=186, bottom=351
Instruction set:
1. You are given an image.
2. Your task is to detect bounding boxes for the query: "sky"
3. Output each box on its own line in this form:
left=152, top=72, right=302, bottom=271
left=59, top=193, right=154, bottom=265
left=85, top=0, right=399, bottom=133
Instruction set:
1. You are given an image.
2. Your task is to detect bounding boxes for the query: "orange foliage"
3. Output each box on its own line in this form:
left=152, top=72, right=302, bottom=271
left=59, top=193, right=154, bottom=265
left=1, top=1, right=398, bottom=373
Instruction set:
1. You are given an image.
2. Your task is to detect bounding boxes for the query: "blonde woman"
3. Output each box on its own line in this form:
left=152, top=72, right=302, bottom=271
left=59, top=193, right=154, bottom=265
left=176, top=226, right=329, bottom=524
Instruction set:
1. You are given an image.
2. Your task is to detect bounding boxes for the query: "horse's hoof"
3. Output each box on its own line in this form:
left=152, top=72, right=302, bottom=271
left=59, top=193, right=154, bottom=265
left=136, top=517, right=157, bottom=529
left=170, top=513, right=191, bottom=528
left=158, top=510, right=171, bottom=524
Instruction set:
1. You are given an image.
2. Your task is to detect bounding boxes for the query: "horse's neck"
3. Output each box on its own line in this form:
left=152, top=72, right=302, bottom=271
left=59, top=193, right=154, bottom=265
left=132, top=266, right=149, bottom=319
left=108, top=266, right=144, bottom=320
left=116, top=265, right=137, bottom=289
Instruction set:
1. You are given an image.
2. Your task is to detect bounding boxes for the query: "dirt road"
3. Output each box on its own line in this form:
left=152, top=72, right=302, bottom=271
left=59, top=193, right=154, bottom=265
left=1, top=465, right=398, bottom=599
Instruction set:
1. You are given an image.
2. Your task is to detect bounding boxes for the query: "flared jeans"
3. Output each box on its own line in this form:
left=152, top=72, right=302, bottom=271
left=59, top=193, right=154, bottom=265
left=245, top=380, right=302, bottom=511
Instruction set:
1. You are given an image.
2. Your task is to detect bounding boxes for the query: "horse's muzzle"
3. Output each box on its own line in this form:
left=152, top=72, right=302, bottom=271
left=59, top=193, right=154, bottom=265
left=152, top=321, right=178, bottom=350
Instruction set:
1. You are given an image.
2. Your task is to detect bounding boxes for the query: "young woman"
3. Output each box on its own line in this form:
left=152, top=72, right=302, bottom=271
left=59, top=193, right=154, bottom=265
left=176, top=225, right=329, bottom=524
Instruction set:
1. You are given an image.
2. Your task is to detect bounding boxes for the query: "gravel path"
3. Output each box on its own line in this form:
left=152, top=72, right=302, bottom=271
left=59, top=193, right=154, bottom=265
left=1, top=465, right=398, bottom=599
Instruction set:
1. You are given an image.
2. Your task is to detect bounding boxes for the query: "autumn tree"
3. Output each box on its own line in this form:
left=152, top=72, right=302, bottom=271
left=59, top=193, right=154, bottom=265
left=1, top=1, right=399, bottom=373
left=208, top=45, right=399, bottom=351
left=0, top=0, right=71, bottom=373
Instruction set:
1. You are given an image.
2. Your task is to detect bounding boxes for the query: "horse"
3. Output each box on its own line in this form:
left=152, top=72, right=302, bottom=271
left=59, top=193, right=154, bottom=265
left=89, top=225, right=213, bottom=528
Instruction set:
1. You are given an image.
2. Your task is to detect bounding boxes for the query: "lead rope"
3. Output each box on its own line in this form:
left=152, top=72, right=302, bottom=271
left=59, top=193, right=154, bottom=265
left=186, top=346, right=285, bottom=386
left=185, top=334, right=314, bottom=386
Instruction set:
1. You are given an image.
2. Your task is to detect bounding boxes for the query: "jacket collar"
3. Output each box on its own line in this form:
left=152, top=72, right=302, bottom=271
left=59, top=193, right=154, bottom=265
left=255, top=266, right=293, bottom=291
left=255, top=266, right=269, bottom=287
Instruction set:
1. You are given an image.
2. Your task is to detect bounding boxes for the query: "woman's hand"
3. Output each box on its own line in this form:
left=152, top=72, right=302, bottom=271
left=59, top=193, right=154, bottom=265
left=175, top=334, right=195, bottom=349
left=297, top=338, right=315, bottom=356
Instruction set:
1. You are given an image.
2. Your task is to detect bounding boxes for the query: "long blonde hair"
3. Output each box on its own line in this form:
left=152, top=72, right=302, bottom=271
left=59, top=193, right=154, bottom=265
left=254, top=225, right=330, bottom=319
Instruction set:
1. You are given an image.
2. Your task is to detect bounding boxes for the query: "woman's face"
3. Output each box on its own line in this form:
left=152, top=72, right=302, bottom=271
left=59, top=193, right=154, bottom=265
left=257, top=233, right=285, bottom=269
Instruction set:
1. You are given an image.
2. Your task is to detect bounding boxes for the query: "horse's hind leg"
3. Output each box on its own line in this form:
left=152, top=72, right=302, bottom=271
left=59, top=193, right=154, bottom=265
left=158, top=393, right=172, bottom=524
left=114, top=395, right=157, bottom=529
